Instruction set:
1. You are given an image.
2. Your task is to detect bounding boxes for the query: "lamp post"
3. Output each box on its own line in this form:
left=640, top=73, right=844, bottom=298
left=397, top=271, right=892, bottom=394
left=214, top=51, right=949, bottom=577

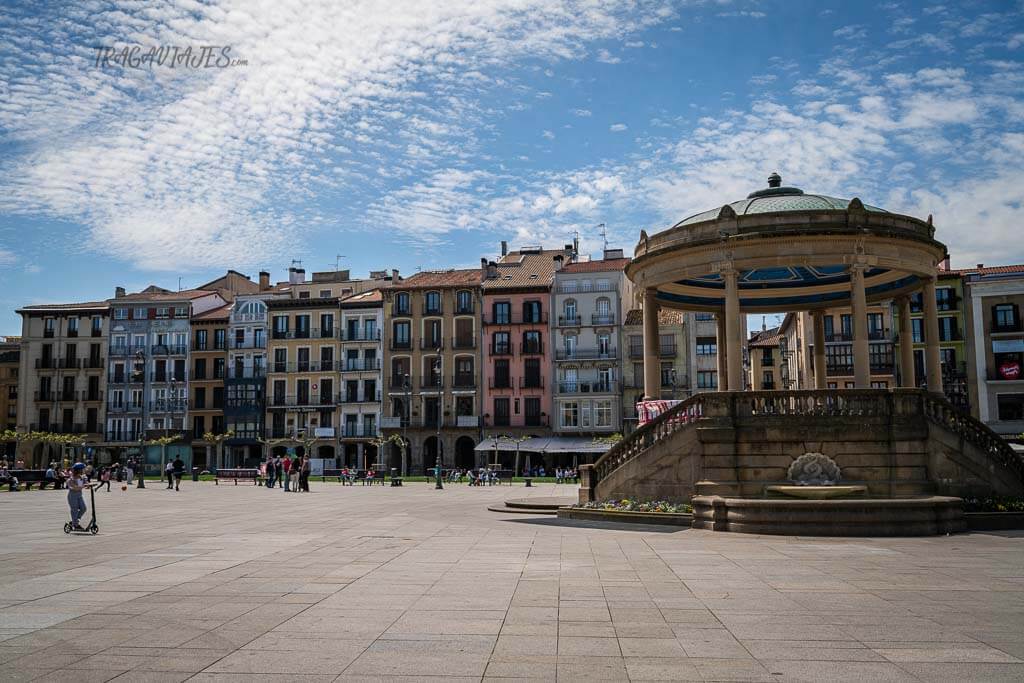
left=136, top=431, right=146, bottom=489
left=435, top=350, right=443, bottom=490
left=402, top=373, right=410, bottom=477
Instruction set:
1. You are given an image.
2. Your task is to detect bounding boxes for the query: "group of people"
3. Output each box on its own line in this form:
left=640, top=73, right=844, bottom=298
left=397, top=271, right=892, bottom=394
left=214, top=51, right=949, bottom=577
left=262, top=454, right=311, bottom=492
left=553, top=467, right=579, bottom=484
left=162, top=457, right=187, bottom=491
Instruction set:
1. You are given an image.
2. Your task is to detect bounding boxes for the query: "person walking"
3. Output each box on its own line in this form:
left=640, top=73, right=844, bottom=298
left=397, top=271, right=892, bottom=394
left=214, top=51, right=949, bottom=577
left=274, top=456, right=283, bottom=488
left=171, top=456, right=185, bottom=491
left=125, top=457, right=134, bottom=485
left=99, top=467, right=112, bottom=492
left=300, top=455, right=311, bottom=492
left=265, top=456, right=275, bottom=488
left=66, top=463, right=91, bottom=531
left=289, top=454, right=300, bottom=492
left=164, top=461, right=174, bottom=489
left=282, top=454, right=292, bottom=491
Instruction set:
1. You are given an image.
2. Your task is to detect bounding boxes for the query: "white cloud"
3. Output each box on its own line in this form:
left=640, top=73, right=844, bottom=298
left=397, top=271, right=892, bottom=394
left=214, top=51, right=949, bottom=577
left=749, top=73, right=777, bottom=86
left=833, top=25, right=867, bottom=40
left=571, top=108, right=593, bottom=117
left=1010, top=33, right=1024, bottom=49
left=596, top=48, right=621, bottom=64
left=542, top=130, right=556, bottom=140
left=609, top=123, right=628, bottom=132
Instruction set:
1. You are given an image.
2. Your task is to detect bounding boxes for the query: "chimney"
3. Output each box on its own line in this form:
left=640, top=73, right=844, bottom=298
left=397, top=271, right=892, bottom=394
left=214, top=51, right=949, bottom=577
left=976, top=263, right=984, bottom=271
left=391, top=268, right=399, bottom=282
left=288, top=267, right=305, bottom=284
left=553, top=254, right=564, bottom=271
left=603, top=248, right=624, bottom=260
left=114, top=286, right=126, bottom=298
left=573, top=235, right=579, bottom=260
left=487, top=261, right=498, bottom=279
left=258, top=271, right=270, bottom=290
left=500, top=240, right=508, bottom=257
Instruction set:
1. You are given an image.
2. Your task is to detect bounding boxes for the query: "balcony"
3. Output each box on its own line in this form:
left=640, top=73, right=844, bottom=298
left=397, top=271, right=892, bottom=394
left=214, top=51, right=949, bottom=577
left=520, top=342, right=544, bottom=355
left=868, top=330, right=889, bottom=341
left=558, top=282, right=616, bottom=294
left=519, top=376, right=544, bottom=389
left=106, top=430, right=143, bottom=442
left=555, top=348, right=619, bottom=361
left=389, top=376, right=413, bottom=390
left=420, top=376, right=445, bottom=390
left=557, top=381, right=618, bottom=394
left=591, top=313, right=615, bottom=326
left=452, top=374, right=476, bottom=389
left=422, top=304, right=443, bottom=316
left=392, top=305, right=411, bottom=316
left=43, top=328, right=54, bottom=338
left=761, top=382, right=776, bottom=390
left=557, top=316, right=582, bottom=327
left=340, top=329, right=381, bottom=342
left=109, top=344, right=146, bottom=357
left=149, top=400, right=187, bottom=413
left=628, top=345, right=644, bottom=359
left=380, top=416, right=404, bottom=429
left=824, top=332, right=852, bottom=342
left=455, top=304, right=475, bottom=315
left=419, top=338, right=445, bottom=351
left=83, top=391, right=104, bottom=402
left=342, top=358, right=382, bottom=372
left=233, top=311, right=266, bottom=323
left=341, top=424, right=378, bottom=438
left=340, top=390, right=382, bottom=403
left=58, top=358, right=81, bottom=369
left=482, top=312, right=548, bottom=326
left=227, top=366, right=266, bottom=379
left=107, top=401, right=143, bottom=413
left=456, top=415, right=480, bottom=428
left=91, top=327, right=103, bottom=337
left=149, top=372, right=187, bottom=383
left=33, top=391, right=55, bottom=402
left=35, top=358, right=57, bottom=369
left=59, top=390, right=79, bottom=402
left=489, top=376, right=513, bottom=390
left=452, top=336, right=477, bottom=350
left=83, top=357, right=105, bottom=369
left=151, top=344, right=188, bottom=355
left=390, top=338, right=413, bottom=351
left=489, top=344, right=513, bottom=356
left=267, top=394, right=333, bottom=408
left=992, top=322, right=1022, bottom=334
left=32, top=423, right=88, bottom=434
left=826, top=364, right=854, bottom=376
left=230, top=338, right=267, bottom=349
left=67, top=328, right=79, bottom=338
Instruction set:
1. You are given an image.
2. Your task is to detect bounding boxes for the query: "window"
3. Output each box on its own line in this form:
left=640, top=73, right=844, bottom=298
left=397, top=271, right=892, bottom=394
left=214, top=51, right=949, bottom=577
left=696, top=337, right=717, bottom=355
left=911, top=319, right=923, bottom=344
left=273, top=348, right=287, bottom=373
left=597, top=332, right=611, bottom=357
left=493, top=359, right=511, bottom=388
left=523, top=330, right=541, bottom=354
left=826, top=345, right=854, bottom=373
left=561, top=401, right=579, bottom=427
left=194, top=358, right=207, bottom=380
left=761, top=348, right=774, bottom=365
left=659, top=334, right=675, bottom=356
left=214, top=358, right=225, bottom=379
left=298, top=291, right=310, bottom=299
left=867, top=313, right=883, bottom=338
left=43, top=318, right=55, bottom=337
left=594, top=400, right=612, bottom=427
left=392, top=321, right=411, bottom=348
left=523, top=300, right=542, bottom=323
left=697, top=371, right=717, bottom=389
left=938, top=317, right=958, bottom=342
left=194, top=329, right=208, bottom=351
left=91, top=316, right=102, bottom=335
left=425, top=319, right=442, bottom=347
left=174, top=306, right=187, bottom=317
left=997, top=394, right=1024, bottom=421
left=695, top=312, right=714, bottom=321
left=493, top=301, right=511, bottom=325
left=936, top=287, right=955, bottom=311
left=295, top=315, right=311, bottom=338
left=525, top=397, right=541, bottom=426
left=156, top=307, right=169, bottom=319
left=456, top=290, right=473, bottom=314
left=133, top=307, right=147, bottom=320
left=762, top=370, right=774, bottom=389
left=563, top=334, right=577, bottom=357
left=319, top=290, right=331, bottom=298
left=320, top=313, right=334, bottom=337
left=594, top=297, right=612, bottom=324
left=940, top=348, right=957, bottom=372
left=492, top=331, right=510, bottom=355
left=523, top=358, right=541, bottom=388
left=494, top=398, right=510, bottom=426
left=993, top=304, right=1019, bottom=331
left=563, top=299, right=577, bottom=323
left=823, top=315, right=834, bottom=339
left=840, top=314, right=852, bottom=337
left=659, top=363, right=675, bottom=388
left=424, top=291, right=441, bottom=314
left=455, top=357, right=474, bottom=387
left=67, top=318, right=79, bottom=336
left=273, top=315, right=289, bottom=339
left=870, top=381, right=889, bottom=389
left=114, top=308, right=128, bottom=320
left=394, top=292, right=410, bottom=315
left=870, top=343, right=894, bottom=371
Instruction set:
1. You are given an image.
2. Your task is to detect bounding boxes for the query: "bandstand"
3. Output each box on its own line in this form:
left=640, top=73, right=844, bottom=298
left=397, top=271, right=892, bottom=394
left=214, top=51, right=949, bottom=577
left=629, top=172, right=945, bottom=395
left=579, top=174, right=1024, bottom=536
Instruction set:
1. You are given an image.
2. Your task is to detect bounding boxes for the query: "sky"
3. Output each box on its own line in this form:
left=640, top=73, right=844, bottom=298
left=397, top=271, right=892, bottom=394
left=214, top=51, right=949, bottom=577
left=0, top=0, right=1022, bottom=335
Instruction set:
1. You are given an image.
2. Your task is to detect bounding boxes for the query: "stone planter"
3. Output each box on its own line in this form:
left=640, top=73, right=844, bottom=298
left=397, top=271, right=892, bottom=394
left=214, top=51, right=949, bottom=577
left=965, top=511, right=1024, bottom=530
left=557, top=507, right=692, bottom=526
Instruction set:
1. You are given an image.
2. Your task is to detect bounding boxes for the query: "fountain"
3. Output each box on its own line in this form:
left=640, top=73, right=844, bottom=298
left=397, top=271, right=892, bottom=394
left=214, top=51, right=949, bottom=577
left=765, top=452, right=867, bottom=499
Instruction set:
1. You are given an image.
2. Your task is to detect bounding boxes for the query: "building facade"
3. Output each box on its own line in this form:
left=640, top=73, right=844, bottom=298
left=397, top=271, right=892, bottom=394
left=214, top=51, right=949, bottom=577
left=748, top=326, right=783, bottom=390
left=381, top=269, right=483, bottom=474
left=16, top=302, right=108, bottom=466
left=189, top=304, right=230, bottom=469
left=0, top=338, right=19, bottom=453
left=338, top=289, right=383, bottom=469
left=621, top=309, right=689, bottom=433
left=551, top=252, right=632, bottom=437
left=963, top=264, right=1024, bottom=434
left=481, top=246, right=565, bottom=439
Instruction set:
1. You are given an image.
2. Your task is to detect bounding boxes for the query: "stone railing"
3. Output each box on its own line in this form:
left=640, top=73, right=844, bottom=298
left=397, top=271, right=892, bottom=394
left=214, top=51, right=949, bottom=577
left=590, top=393, right=707, bottom=484
left=733, top=389, right=891, bottom=418
left=921, top=391, right=1024, bottom=485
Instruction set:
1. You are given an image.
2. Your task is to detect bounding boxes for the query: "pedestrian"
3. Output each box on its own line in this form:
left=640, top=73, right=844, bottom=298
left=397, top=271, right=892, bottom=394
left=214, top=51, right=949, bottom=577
left=66, top=463, right=91, bottom=531
left=99, top=467, right=111, bottom=492
left=274, top=456, right=283, bottom=488
left=172, top=456, right=185, bottom=491
left=299, top=456, right=310, bottom=492
left=164, top=461, right=174, bottom=489
left=289, top=455, right=300, bottom=491
left=125, top=458, right=134, bottom=485
left=44, top=464, right=57, bottom=490
left=281, top=454, right=292, bottom=491
left=265, top=456, right=275, bottom=488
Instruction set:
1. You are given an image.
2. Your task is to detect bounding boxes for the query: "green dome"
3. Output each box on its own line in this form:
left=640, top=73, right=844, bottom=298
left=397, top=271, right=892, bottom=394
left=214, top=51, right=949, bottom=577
left=674, top=173, right=888, bottom=228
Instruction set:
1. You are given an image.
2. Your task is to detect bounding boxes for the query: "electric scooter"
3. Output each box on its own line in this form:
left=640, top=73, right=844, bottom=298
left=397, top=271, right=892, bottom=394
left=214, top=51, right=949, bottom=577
left=63, top=484, right=99, bottom=535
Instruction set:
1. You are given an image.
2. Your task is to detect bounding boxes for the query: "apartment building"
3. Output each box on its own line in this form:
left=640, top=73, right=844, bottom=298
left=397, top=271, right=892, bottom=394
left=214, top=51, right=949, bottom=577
left=265, top=294, right=342, bottom=458
left=338, top=289, right=383, bottom=469
left=481, top=245, right=566, bottom=438
left=381, top=269, right=483, bottom=474
left=551, top=251, right=632, bottom=437
left=795, top=303, right=897, bottom=389
left=621, top=309, right=689, bottom=432
left=189, top=304, right=230, bottom=468
left=104, top=287, right=226, bottom=468
left=15, top=302, right=108, bottom=466
left=0, top=338, right=18, bottom=453
left=893, top=266, right=969, bottom=410
left=963, top=263, right=1024, bottom=434
left=748, top=326, right=784, bottom=390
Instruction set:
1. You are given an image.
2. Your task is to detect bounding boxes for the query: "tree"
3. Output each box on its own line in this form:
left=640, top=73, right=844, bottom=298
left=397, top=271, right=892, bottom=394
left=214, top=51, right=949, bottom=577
left=202, top=430, right=235, bottom=471
left=371, top=433, right=407, bottom=474
left=0, top=429, right=89, bottom=467
left=147, top=434, right=181, bottom=473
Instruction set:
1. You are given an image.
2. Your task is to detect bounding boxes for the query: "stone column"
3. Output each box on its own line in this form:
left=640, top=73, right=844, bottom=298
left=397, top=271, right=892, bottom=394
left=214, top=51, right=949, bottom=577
left=850, top=264, right=870, bottom=388
left=356, top=443, right=364, bottom=469
left=205, top=444, right=212, bottom=471
left=642, top=288, right=661, bottom=399
left=812, top=311, right=827, bottom=389
left=716, top=314, right=728, bottom=390
left=897, top=296, right=916, bottom=388
left=724, top=269, right=743, bottom=391
left=922, top=275, right=943, bottom=393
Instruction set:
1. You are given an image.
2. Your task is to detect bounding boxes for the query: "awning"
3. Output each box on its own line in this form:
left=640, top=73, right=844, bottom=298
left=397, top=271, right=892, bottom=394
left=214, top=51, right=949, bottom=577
left=474, top=436, right=611, bottom=454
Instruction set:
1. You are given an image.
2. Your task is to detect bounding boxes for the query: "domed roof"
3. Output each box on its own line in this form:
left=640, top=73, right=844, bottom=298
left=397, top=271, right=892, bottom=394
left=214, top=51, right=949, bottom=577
left=674, top=173, right=888, bottom=228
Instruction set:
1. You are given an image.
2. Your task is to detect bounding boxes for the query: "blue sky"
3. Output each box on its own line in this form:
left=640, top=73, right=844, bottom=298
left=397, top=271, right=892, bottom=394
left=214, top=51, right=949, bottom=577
left=1, top=0, right=1022, bottom=335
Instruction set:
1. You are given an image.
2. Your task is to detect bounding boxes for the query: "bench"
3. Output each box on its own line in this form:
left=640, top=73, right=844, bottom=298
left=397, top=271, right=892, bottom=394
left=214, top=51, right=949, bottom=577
left=7, top=470, right=57, bottom=491
left=214, top=468, right=260, bottom=485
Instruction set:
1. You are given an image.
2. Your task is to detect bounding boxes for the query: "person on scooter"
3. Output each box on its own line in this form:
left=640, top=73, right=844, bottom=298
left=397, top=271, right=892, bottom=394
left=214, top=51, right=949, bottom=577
left=67, top=463, right=92, bottom=531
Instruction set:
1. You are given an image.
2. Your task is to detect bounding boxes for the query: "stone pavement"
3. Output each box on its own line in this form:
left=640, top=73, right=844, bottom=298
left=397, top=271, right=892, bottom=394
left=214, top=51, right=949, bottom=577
left=0, top=481, right=1022, bottom=682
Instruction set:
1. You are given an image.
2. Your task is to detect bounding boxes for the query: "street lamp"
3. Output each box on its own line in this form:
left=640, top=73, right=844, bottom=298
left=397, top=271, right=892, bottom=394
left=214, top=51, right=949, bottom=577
left=402, top=373, right=410, bottom=477
left=434, top=350, right=443, bottom=490
left=136, top=431, right=145, bottom=489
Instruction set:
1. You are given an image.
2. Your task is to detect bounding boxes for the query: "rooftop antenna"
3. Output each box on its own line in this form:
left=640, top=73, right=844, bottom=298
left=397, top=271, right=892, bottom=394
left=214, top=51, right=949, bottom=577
left=572, top=228, right=580, bottom=260
left=329, top=254, right=346, bottom=272
left=177, top=277, right=182, bottom=292
left=290, top=259, right=303, bottom=269
left=596, top=223, right=608, bottom=252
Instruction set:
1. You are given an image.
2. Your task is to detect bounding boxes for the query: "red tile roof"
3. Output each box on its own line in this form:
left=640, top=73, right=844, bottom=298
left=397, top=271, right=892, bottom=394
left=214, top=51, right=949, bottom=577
left=191, top=304, right=232, bottom=321
left=952, top=264, right=1024, bottom=276
left=623, top=309, right=685, bottom=327
left=483, top=250, right=563, bottom=291
left=341, top=289, right=383, bottom=305
left=559, top=257, right=630, bottom=274
left=388, top=269, right=482, bottom=290
left=748, top=326, right=782, bottom=347
left=17, top=300, right=109, bottom=313
left=115, top=288, right=220, bottom=302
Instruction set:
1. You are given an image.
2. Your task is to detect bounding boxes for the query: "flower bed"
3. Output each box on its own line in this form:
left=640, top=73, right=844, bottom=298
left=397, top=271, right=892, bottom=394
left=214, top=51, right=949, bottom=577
left=963, top=496, right=1024, bottom=513
left=576, top=499, right=693, bottom=514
